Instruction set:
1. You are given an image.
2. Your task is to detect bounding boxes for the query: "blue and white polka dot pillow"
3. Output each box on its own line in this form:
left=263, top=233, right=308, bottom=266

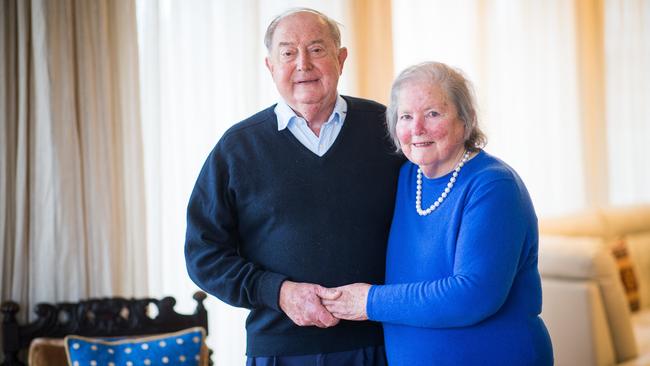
left=64, top=327, right=205, bottom=366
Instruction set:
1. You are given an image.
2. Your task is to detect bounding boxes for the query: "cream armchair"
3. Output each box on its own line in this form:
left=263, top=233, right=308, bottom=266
left=538, top=205, right=650, bottom=366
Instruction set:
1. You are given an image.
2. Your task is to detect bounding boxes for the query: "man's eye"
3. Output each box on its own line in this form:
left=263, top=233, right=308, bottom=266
left=426, top=111, right=440, bottom=118
left=309, top=47, right=326, bottom=58
left=399, top=115, right=412, bottom=120
left=280, top=49, right=296, bottom=58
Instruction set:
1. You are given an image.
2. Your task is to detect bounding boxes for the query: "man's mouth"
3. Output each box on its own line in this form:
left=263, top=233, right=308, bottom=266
left=295, top=79, right=319, bottom=84
left=412, top=141, right=434, bottom=147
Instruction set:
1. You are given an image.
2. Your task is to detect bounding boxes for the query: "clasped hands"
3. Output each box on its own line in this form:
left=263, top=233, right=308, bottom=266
left=279, top=280, right=371, bottom=328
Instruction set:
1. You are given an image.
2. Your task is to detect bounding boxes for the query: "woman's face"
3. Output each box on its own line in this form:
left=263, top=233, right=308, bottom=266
left=396, top=81, right=467, bottom=178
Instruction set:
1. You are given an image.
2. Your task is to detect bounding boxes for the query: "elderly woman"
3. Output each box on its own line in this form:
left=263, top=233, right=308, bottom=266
left=322, top=62, right=553, bottom=365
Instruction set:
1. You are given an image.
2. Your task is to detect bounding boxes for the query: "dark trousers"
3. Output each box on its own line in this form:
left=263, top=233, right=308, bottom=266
left=246, top=346, right=387, bottom=366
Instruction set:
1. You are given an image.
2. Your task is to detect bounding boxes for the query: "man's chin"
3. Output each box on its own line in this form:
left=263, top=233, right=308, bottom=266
left=291, top=95, right=326, bottom=106
left=292, top=90, right=340, bottom=104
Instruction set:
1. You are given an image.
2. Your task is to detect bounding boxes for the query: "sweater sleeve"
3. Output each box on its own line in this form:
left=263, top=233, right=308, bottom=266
left=184, top=144, right=288, bottom=312
left=367, top=178, right=530, bottom=328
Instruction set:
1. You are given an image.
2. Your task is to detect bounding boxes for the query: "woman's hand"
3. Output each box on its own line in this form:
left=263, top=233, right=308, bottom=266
left=322, top=283, right=371, bottom=321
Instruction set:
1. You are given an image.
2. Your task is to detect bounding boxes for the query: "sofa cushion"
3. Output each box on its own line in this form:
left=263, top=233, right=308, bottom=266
left=28, top=338, right=67, bottom=366
left=539, top=206, right=650, bottom=311
left=538, top=235, right=608, bottom=279
left=539, top=210, right=607, bottom=237
left=65, top=327, right=205, bottom=366
left=601, top=205, right=650, bottom=238
left=611, top=237, right=641, bottom=312
left=541, top=279, right=616, bottom=366
left=621, top=310, right=650, bottom=366
left=627, top=232, right=650, bottom=309
left=632, top=310, right=650, bottom=356
left=539, top=235, right=639, bottom=362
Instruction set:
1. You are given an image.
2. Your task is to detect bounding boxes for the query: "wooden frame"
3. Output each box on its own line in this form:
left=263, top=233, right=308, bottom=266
left=1, top=291, right=210, bottom=365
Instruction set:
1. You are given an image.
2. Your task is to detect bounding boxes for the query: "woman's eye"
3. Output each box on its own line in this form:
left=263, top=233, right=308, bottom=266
left=399, top=114, right=412, bottom=120
left=426, top=111, right=440, bottom=118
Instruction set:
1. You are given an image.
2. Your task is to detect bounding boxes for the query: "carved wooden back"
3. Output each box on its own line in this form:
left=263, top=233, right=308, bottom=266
left=1, top=292, right=209, bottom=366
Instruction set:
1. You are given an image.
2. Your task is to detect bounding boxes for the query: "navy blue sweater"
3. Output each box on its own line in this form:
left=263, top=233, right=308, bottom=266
left=185, top=96, right=403, bottom=356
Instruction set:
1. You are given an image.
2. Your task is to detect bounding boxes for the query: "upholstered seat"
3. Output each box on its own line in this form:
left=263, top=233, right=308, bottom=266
left=538, top=205, right=650, bottom=366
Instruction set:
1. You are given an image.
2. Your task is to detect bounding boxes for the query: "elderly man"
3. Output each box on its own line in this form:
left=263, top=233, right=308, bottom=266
left=185, top=8, right=402, bottom=365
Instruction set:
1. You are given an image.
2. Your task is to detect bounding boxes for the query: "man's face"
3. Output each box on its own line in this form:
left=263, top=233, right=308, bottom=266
left=265, top=12, right=347, bottom=112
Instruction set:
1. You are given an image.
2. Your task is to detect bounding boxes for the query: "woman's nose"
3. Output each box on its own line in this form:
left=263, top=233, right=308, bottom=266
left=412, top=116, right=425, bottom=135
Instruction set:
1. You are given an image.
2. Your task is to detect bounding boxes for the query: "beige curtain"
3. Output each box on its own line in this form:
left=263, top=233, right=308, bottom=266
left=389, top=0, right=626, bottom=216
left=0, top=0, right=147, bottom=328
left=576, top=0, right=608, bottom=207
left=605, top=0, right=650, bottom=204
left=347, top=0, right=394, bottom=105
left=371, top=0, right=650, bottom=214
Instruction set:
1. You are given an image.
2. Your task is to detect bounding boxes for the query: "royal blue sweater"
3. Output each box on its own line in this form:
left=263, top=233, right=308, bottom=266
left=185, top=96, right=403, bottom=356
left=367, top=151, right=553, bottom=365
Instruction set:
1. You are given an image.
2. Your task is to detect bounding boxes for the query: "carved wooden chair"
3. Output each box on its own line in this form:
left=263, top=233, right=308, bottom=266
left=1, top=291, right=210, bottom=365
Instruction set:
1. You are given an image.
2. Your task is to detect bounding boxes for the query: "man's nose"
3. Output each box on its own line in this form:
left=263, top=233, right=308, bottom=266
left=296, top=51, right=313, bottom=71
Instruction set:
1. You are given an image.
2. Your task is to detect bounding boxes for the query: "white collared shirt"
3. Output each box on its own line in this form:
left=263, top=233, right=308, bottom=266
left=275, top=95, right=347, bottom=157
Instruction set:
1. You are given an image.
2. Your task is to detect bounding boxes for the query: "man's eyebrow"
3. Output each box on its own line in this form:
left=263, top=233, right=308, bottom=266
left=276, top=40, right=326, bottom=47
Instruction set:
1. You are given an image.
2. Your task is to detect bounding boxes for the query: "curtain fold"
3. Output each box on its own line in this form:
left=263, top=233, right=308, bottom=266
left=576, top=0, right=608, bottom=207
left=605, top=0, right=650, bottom=204
left=1, top=11, right=32, bottom=357
left=1, top=0, right=147, bottom=326
left=347, top=0, right=394, bottom=105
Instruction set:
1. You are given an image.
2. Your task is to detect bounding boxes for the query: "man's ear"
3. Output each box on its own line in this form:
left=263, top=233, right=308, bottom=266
left=337, top=47, right=348, bottom=75
left=265, top=57, right=273, bottom=73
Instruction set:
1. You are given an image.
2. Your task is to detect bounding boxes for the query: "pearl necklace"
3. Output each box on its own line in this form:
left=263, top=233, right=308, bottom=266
left=416, top=151, right=470, bottom=216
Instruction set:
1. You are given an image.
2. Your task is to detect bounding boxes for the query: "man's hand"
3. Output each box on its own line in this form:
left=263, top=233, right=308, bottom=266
left=322, top=283, right=371, bottom=321
left=279, top=280, right=341, bottom=328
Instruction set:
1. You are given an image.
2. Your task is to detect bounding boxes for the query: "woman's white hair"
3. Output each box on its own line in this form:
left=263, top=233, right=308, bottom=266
left=386, top=61, right=487, bottom=152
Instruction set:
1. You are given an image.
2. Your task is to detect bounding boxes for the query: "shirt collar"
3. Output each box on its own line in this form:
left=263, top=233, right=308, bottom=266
left=276, top=95, right=347, bottom=131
